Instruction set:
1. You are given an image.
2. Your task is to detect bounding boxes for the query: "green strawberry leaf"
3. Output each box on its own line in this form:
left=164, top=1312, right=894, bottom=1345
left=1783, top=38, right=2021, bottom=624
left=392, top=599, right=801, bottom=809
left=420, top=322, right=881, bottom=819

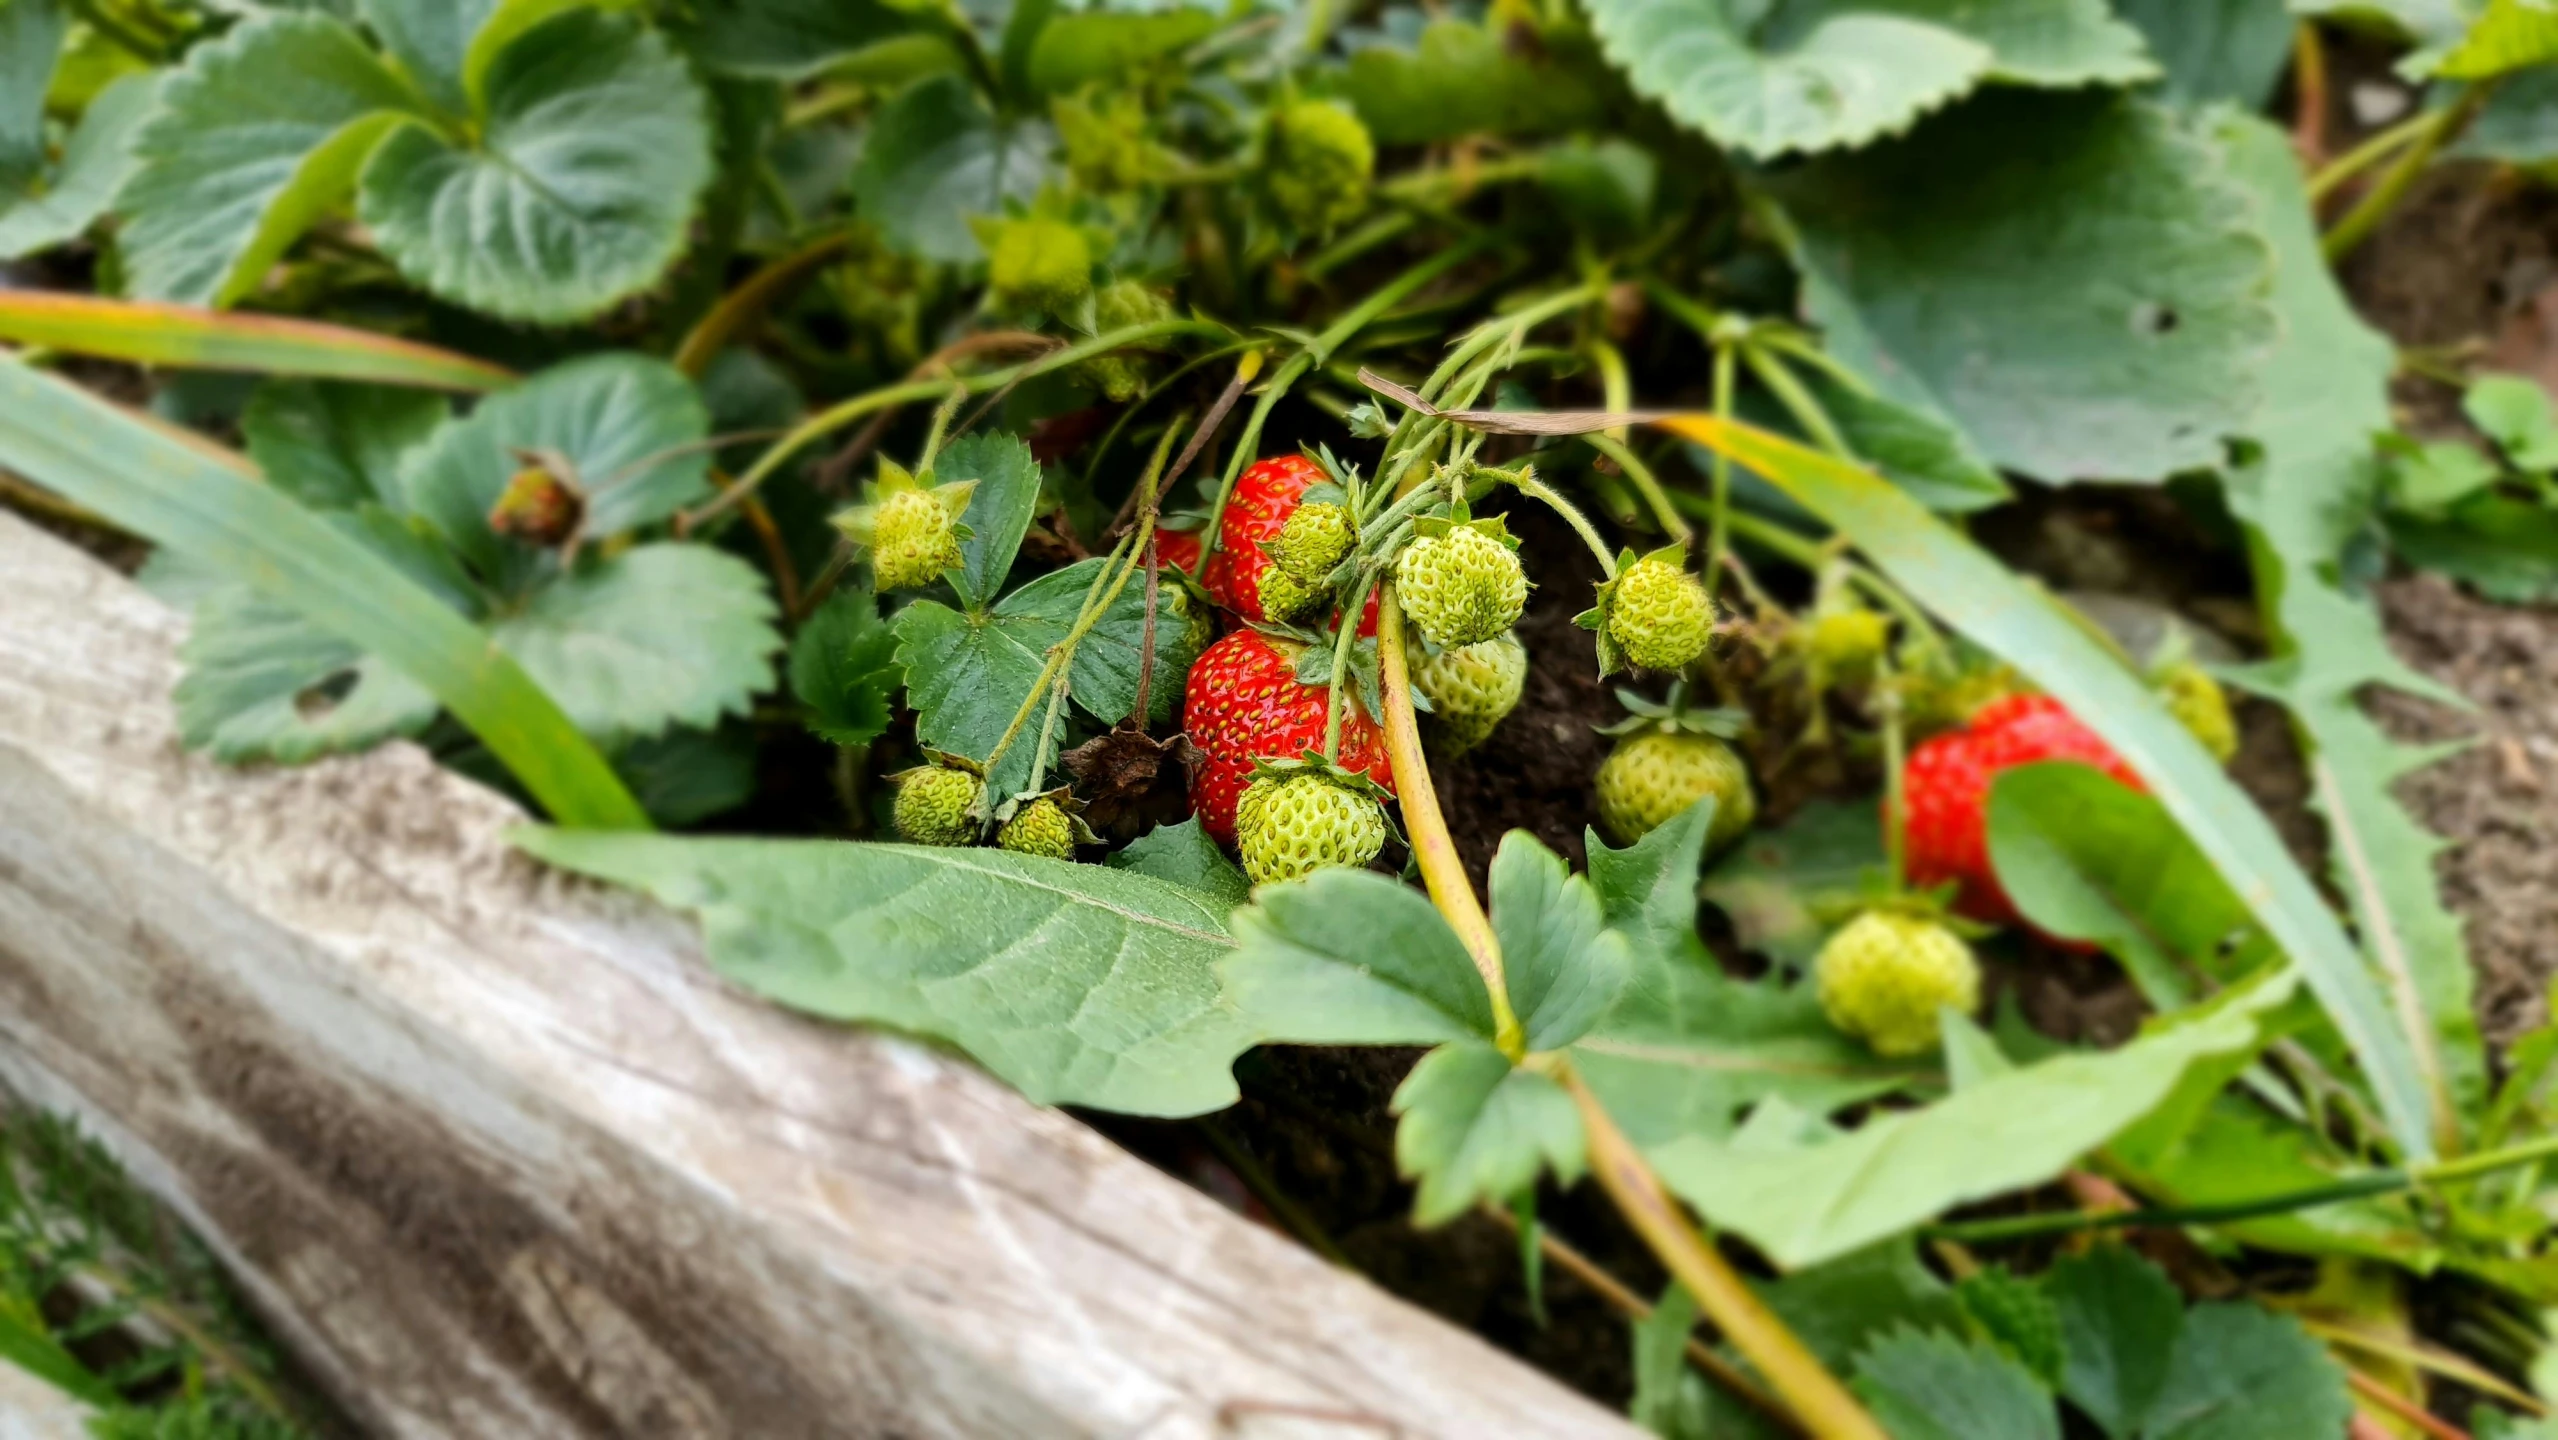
left=1576, top=801, right=1910, bottom=1147
left=2457, top=67, right=2558, bottom=165
left=849, top=74, right=1055, bottom=263
left=2048, top=1247, right=2351, bottom=1440
left=403, top=352, right=711, bottom=586
left=511, top=829, right=1251, bottom=1115
left=1772, top=92, right=2274, bottom=484
left=2435, top=0, right=2558, bottom=78
left=1488, top=831, right=1631, bottom=1052
left=1628, top=1283, right=1720, bottom=1440
left=2108, top=0, right=2294, bottom=107
left=1643, top=972, right=2296, bottom=1268
left=2107, top=1091, right=2442, bottom=1271
left=489, top=543, right=780, bottom=742
left=787, top=585, right=899, bottom=747
left=2211, top=110, right=2486, bottom=1135
left=1392, top=1041, right=1584, bottom=1225
left=356, top=0, right=491, bottom=113
left=1220, top=868, right=1495, bottom=1044
left=1583, top=0, right=2152, bottom=160
left=0, top=0, right=65, bottom=193
left=2463, top=373, right=2558, bottom=469
left=174, top=588, right=443, bottom=763
left=1853, top=1327, right=2058, bottom=1440
left=1344, top=18, right=1608, bottom=144
left=613, top=723, right=758, bottom=828
left=686, top=0, right=922, bottom=79
left=1698, top=796, right=1887, bottom=970
left=1988, top=761, right=2267, bottom=1009
left=1107, top=817, right=1250, bottom=910
left=242, top=378, right=450, bottom=513
left=1821, top=382, right=2014, bottom=514
left=358, top=10, right=714, bottom=324
left=0, top=70, right=157, bottom=262
left=938, top=430, right=1044, bottom=613
left=1025, top=8, right=1217, bottom=95
left=893, top=558, right=1198, bottom=796
left=118, top=13, right=429, bottom=308
left=2387, top=497, right=2558, bottom=603
left=1762, top=1239, right=1968, bottom=1368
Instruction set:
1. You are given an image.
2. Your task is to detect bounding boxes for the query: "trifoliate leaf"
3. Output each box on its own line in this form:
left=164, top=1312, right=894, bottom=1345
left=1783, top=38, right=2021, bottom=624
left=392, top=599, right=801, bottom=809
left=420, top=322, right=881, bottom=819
left=1220, top=868, right=1495, bottom=1044
left=403, top=352, right=711, bottom=583
left=937, top=430, right=1044, bottom=613
left=242, top=378, right=449, bottom=512
left=1773, top=91, right=2275, bottom=483
left=1344, top=18, right=1608, bottom=144
left=118, top=13, right=427, bottom=307
left=687, top=0, right=922, bottom=80
left=1853, top=1328, right=2059, bottom=1440
left=512, top=828, right=1252, bottom=1115
left=1644, top=973, right=2295, bottom=1268
left=489, top=544, right=780, bottom=741
left=1487, top=831, right=1630, bottom=1051
left=358, top=10, right=714, bottom=323
left=1392, top=1042, right=1584, bottom=1225
left=848, top=74, right=1054, bottom=263
left=1577, top=800, right=1909, bottom=1147
left=1108, top=816, right=1250, bottom=910
left=2210, top=110, right=2487, bottom=1124
left=787, top=585, right=899, bottom=746
left=0, top=71, right=157, bottom=261
left=892, top=558, right=1201, bottom=795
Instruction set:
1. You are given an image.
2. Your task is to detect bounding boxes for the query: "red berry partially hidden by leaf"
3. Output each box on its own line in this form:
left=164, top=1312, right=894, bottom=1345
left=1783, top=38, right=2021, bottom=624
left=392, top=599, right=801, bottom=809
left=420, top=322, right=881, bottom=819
left=1183, top=630, right=1392, bottom=842
left=1901, top=694, right=2143, bottom=926
left=1203, top=455, right=1379, bottom=635
left=1153, top=527, right=1204, bottom=575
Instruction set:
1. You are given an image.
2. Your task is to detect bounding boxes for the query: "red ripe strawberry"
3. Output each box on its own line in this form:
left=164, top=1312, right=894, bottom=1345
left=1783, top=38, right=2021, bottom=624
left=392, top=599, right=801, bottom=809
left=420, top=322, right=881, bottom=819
left=1902, top=694, right=2144, bottom=926
left=1203, top=454, right=1379, bottom=635
left=1153, top=526, right=1204, bottom=574
left=1183, top=630, right=1393, bottom=842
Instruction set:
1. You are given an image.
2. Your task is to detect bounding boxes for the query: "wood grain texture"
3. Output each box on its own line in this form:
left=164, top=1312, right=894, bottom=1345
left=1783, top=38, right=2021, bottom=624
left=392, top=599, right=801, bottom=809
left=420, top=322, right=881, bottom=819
left=0, top=512, right=1636, bottom=1439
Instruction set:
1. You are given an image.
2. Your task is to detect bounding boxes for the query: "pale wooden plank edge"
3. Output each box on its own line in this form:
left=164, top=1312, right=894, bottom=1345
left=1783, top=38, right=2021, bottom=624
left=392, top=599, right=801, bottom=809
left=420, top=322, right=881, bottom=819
left=0, top=511, right=1635, bottom=1440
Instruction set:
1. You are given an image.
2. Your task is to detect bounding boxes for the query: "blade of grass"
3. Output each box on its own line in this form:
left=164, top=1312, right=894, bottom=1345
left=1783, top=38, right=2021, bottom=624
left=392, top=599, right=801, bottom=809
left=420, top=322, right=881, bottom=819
left=1660, top=412, right=2439, bottom=1164
left=0, top=293, right=513, bottom=391
left=0, top=357, right=645, bottom=829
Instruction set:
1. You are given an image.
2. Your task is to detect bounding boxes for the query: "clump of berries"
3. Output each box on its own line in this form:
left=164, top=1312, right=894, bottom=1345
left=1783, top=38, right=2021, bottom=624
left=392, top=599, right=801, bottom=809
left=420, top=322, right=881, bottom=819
left=1412, top=630, right=1526, bottom=756
left=1604, top=554, right=1713, bottom=672
left=1203, top=453, right=1376, bottom=631
left=893, top=762, right=984, bottom=847
left=1261, top=99, right=1374, bottom=233
left=1593, top=691, right=1756, bottom=852
left=1814, top=908, right=1981, bottom=1057
left=1397, top=519, right=1526, bottom=649
left=1236, top=768, right=1388, bottom=885
left=833, top=461, right=976, bottom=593
left=1183, top=630, right=1393, bottom=842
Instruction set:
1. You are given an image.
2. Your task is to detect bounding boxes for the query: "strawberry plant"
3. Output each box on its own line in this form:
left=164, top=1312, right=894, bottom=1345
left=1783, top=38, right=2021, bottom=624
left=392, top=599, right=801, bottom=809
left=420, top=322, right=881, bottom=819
left=9, top=0, right=2558, bottom=1434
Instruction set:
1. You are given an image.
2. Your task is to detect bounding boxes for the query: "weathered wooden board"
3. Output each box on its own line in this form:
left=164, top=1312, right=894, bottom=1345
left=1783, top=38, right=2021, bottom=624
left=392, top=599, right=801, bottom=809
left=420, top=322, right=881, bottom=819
left=0, top=511, right=1637, bottom=1439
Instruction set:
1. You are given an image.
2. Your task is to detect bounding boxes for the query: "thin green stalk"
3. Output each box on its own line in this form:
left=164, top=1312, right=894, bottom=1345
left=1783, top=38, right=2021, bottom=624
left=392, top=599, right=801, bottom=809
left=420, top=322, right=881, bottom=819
left=915, top=388, right=968, bottom=473
left=2307, top=107, right=2437, bottom=203
left=981, top=537, right=1132, bottom=780
left=1705, top=343, right=1738, bottom=598
left=1586, top=432, right=1694, bottom=545
left=1879, top=670, right=1908, bottom=892
left=2323, top=87, right=2491, bottom=262
left=1742, top=343, right=1853, bottom=459
left=1510, top=469, right=1620, bottom=577
left=1712, top=505, right=1944, bottom=651
left=1320, top=570, right=1379, bottom=761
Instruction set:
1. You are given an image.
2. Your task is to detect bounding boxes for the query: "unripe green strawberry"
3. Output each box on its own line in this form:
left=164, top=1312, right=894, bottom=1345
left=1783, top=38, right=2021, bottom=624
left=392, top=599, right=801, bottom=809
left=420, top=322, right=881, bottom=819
left=1262, top=100, right=1373, bottom=233
left=1956, top=1268, right=2064, bottom=1386
left=2156, top=659, right=2237, bottom=764
left=894, top=765, right=983, bottom=846
left=982, top=216, right=1091, bottom=313
left=870, top=486, right=964, bottom=592
left=1606, top=558, right=1713, bottom=672
left=1596, top=730, right=1756, bottom=851
left=1054, top=90, right=1159, bottom=193
left=1236, top=772, right=1387, bottom=885
left=1806, top=608, right=1889, bottom=681
left=1412, top=630, right=1526, bottom=756
left=1273, top=501, right=1354, bottom=584
left=1253, top=562, right=1323, bottom=625
left=1077, top=281, right=1173, bottom=401
left=1397, top=526, right=1526, bottom=648
left=1814, top=910, right=1980, bottom=1057
left=997, top=796, right=1078, bottom=859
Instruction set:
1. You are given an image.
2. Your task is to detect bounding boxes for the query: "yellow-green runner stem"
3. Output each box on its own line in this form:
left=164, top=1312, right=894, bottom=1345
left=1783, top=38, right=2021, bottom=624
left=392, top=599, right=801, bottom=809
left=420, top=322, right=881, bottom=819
left=1509, top=469, right=1620, bottom=577
left=1378, top=593, right=1525, bottom=1057
left=1705, top=343, right=1739, bottom=599
left=2306, top=106, right=2436, bottom=204
left=1585, top=431, right=1694, bottom=546
left=1564, top=1066, right=1888, bottom=1440
left=2323, top=87, right=2491, bottom=262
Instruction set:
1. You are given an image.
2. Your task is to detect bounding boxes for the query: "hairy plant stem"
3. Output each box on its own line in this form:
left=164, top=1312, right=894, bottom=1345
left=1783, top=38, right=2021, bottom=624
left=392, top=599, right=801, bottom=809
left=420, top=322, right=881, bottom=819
left=982, top=533, right=1136, bottom=785
left=1564, top=1066, right=1888, bottom=1440
left=1320, top=569, right=1380, bottom=761
left=1509, top=469, right=1619, bottom=577
left=1584, top=432, right=1693, bottom=546
left=1376, top=593, right=1524, bottom=1056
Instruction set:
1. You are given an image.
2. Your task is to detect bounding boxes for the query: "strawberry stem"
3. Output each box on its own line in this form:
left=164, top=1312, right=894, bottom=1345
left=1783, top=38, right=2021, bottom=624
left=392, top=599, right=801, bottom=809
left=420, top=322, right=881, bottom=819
left=1507, top=468, right=1619, bottom=578
left=1562, top=1064, right=1888, bottom=1440
left=1584, top=431, right=1693, bottom=548
left=1879, top=664, right=1909, bottom=894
